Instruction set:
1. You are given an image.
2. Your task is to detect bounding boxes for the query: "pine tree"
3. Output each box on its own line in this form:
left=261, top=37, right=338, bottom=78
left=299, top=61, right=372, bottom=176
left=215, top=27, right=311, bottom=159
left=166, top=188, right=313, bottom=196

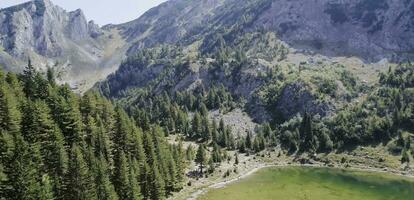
left=139, top=161, right=151, bottom=199
left=262, top=123, right=272, bottom=138
left=200, top=103, right=208, bottom=117
left=113, top=107, right=133, bottom=153
left=95, top=117, right=113, bottom=166
left=245, top=131, right=252, bottom=150
left=218, top=118, right=225, bottom=133
left=44, top=124, right=68, bottom=198
left=65, top=144, right=97, bottom=200
left=201, top=116, right=211, bottom=142
left=195, top=144, right=207, bottom=174
left=46, top=67, right=56, bottom=87
left=192, top=112, right=201, bottom=139
left=0, top=162, right=8, bottom=198
left=211, top=120, right=219, bottom=143
left=95, top=155, right=118, bottom=200
left=212, top=143, right=222, bottom=163
left=20, top=100, right=68, bottom=197
left=150, top=163, right=165, bottom=200
left=3, top=134, right=42, bottom=200
left=238, top=140, right=246, bottom=153
left=299, top=112, right=317, bottom=153
left=53, top=91, right=83, bottom=146
left=5, top=72, right=25, bottom=103
left=226, top=127, right=235, bottom=149
left=151, top=127, right=170, bottom=196
left=208, top=158, right=215, bottom=174
left=39, top=174, right=54, bottom=200
left=172, top=142, right=184, bottom=190
left=253, top=137, right=260, bottom=153
left=128, top=158, right=143, bottom=200
left=84, top=115, right=98, bottom=148
left=186, top=145, right=194, bottom=161
left=0, top=84, right=21, bottom=136
left=234, top=153, right=239, bottom=165
left=22, top=58, right=37, bottom=99
left=112, top=150, right=130, bottom=200
left=165, top=153, right=178, bottom=194
left=142, top=131, right=166, bottom=199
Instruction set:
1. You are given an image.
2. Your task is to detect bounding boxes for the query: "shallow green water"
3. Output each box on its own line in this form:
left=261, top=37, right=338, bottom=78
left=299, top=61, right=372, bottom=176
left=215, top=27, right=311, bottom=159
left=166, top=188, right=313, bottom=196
left=198, top=167, right=414, bottom=200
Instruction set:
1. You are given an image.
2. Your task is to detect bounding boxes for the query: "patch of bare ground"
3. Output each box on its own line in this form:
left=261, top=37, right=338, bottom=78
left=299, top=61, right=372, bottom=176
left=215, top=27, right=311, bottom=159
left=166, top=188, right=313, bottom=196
left=208, top=109, right=257, bottom=138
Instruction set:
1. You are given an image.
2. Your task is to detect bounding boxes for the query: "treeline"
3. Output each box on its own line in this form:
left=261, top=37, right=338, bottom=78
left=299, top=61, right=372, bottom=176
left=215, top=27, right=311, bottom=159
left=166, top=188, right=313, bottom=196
left=0, top=61, right=186, bottom=200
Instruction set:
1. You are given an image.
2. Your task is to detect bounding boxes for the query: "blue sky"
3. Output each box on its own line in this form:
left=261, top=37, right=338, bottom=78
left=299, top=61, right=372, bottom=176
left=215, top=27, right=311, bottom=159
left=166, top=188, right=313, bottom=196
left=0, top=0, right=168, bottom=25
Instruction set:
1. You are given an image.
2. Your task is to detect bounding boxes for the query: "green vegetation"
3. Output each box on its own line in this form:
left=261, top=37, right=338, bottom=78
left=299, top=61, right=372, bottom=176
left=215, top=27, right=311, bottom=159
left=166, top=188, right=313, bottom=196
left=100, top=40, right=413, bottom=165
left=199, top=167, right=414, bottom=200
left=0, top=61, right=186, bottom=200
left=255, top=64, right=413, bottom=160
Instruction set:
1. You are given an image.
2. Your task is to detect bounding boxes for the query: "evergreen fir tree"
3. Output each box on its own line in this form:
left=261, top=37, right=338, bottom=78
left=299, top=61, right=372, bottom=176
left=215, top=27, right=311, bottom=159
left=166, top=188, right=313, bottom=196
left=95, top=155, right=118, bottom=200
left=55, top=92, right=84, bottom=146
left=172, top=142, right=184, bottom=190
left=112, top=151, right=130, bottom=200
left=46, top=67, right=56, bottom=87
left=22, top=58, right=37, bottom=99
left=186, top=145, right=194, bottom=161
left=211, top=119, right=218, bottom=143
left=39, top=174, right=54, bottom=200
left=195, top=144, right=207, bottom=174
left=64, top=145, right=97, bottom=200
left=128, top=158, right=143, bottom=200
left=234, top=153, right=239, bottom=165
left=299, top=112, right=317, bottom=153
left=4, top=134, right=42, bottom=200
left=245, top=131, right=252, bottom=150
left=150, top=163, right=165, bottom=200
left=192, top=112, right=201, bottom=139
left=0, top=84, right=21, bottom=136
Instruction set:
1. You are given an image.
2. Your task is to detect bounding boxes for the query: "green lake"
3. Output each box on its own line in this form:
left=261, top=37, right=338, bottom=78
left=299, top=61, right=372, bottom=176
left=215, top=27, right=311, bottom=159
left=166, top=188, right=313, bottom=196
left=198, top=167, right=414, bottom=200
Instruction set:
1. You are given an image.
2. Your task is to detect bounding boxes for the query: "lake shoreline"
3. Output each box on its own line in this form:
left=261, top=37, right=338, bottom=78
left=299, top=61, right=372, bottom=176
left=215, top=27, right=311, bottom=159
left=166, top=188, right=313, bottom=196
left=184, top=159, right=414, bottom=200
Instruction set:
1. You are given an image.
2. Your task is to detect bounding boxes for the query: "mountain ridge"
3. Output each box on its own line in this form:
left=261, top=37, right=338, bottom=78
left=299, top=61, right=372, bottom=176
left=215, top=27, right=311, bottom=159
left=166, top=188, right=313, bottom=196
left=0, top=0, right=127, bottom=92
left=115, top=0, right=414, bottom=62
left=1, top=0, right=414, bottom=94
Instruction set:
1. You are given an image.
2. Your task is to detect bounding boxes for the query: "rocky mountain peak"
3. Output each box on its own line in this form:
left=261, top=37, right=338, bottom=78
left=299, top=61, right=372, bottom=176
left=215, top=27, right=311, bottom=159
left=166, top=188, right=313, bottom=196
left=0, top=0, right=124, bottom=93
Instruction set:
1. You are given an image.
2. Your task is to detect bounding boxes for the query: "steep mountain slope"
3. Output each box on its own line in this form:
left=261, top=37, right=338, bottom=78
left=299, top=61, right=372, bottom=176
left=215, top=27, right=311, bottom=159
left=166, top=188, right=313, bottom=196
left=118, top=0, right=414, bottom=62
left=0, top=0, right=128, bottom=92
left=99, top=0, right=414, bottom=123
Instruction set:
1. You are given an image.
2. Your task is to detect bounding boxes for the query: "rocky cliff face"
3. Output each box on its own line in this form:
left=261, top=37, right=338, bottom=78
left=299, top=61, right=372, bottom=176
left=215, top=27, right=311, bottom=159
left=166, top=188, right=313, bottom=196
left=254, top=0, right=414, bottom=62
left=0, top=0, right=125, bottom=92
left=118, top=0, right=414, bottom=62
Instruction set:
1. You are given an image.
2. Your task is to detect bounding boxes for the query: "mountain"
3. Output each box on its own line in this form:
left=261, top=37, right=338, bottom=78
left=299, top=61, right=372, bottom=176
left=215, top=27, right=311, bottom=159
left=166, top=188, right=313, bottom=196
left=1, top=0, right=413, bottom=93
left=97, top=0, right=413, bottom=178
left=117, top=0, right=414, bottom=62
left=98, top=0, right=414, bottom=123
left=0, top=1, right=413, bottom=199
left=0, top=0, right=128, bottom=92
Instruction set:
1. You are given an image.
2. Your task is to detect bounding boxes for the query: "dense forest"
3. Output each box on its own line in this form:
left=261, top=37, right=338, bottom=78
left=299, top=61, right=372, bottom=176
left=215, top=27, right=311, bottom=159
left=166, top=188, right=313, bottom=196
left=0, top=61, right=187, bottom=200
